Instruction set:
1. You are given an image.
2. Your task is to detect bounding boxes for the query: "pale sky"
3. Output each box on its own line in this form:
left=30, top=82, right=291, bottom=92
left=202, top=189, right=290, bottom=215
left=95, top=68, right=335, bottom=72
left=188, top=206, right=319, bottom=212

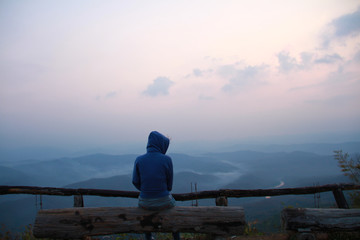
left=1, top=0, right=360, bottom=151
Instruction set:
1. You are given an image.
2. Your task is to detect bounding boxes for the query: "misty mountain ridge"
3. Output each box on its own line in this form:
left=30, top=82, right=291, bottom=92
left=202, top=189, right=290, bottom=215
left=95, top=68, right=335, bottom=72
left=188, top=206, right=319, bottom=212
left=0, top=149, right=349, bottom=189
left=1, top=141, right=359, bottom=163
left=222, top=141, right=360, bottom=155
left=0, top=151, right=242, bottom=187
left=0, top=147, right=357, bottom=233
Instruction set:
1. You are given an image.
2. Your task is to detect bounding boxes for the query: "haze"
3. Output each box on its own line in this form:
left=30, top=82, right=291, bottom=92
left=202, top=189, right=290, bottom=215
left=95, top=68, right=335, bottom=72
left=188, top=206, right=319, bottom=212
left=1, top=1, right=360, bottom=154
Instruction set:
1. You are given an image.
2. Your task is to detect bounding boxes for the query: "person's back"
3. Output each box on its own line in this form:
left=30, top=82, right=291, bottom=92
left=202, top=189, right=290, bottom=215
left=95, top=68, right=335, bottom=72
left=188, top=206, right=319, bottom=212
left=132, top=131, right=173, bottom=199
left=132, top=131, right=180, bottom=239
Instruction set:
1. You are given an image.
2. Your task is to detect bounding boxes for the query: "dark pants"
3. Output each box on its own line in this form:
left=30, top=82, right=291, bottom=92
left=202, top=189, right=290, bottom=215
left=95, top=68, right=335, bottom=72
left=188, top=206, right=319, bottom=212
left=139, top=195, right=180, bottom=240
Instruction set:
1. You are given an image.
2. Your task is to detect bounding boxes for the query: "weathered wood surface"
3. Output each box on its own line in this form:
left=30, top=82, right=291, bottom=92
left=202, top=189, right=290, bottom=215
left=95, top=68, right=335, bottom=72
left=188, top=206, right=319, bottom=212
left=282, top=208, right=360, bottom=232
left=0, top=185, right=139, bottom=198
left=2, top=183, right=359, bottom=201
left=33, top=206, right=245, bottom=239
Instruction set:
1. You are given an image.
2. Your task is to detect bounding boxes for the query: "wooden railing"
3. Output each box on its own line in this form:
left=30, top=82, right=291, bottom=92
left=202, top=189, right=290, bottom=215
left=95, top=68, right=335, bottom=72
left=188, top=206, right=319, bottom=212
left=1, top=183, right=359, bottom=208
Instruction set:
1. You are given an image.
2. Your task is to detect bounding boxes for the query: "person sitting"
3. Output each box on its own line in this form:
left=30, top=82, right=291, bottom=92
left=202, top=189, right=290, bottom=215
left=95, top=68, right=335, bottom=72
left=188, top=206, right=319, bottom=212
left=132, top=131, right=180, bottom=240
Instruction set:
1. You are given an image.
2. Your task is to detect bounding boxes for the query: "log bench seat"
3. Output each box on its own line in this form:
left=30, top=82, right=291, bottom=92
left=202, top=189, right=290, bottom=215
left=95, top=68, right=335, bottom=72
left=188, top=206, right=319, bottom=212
left=33, top=206, right=245, bottom=239
left=281, top=208, right=360, bottom=232
left=281, top=208, right=360, bottom=240
left=282, top=208, right=360, bottom=240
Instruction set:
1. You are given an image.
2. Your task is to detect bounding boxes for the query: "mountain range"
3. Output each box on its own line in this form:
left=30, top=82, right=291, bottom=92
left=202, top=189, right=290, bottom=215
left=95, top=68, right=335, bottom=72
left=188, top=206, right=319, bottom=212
left=0, top=142, right=358, bottom=233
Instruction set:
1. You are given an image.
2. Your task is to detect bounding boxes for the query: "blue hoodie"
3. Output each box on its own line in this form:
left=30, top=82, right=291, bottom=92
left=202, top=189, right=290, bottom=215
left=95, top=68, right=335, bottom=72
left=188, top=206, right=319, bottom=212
left=132, top=131, right=174, bottom=199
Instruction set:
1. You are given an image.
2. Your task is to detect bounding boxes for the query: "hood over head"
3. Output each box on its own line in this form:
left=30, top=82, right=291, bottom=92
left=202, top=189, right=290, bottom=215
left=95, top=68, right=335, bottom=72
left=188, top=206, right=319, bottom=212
left=146, top=131, right=170, bottom=154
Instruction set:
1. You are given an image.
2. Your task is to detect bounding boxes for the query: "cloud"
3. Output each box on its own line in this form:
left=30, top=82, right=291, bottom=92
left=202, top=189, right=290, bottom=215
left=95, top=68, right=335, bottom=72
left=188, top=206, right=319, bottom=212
left=219, top=64, right=267, bottom=92
left=185, top=68, right=213, bottom=78
left=314, top=53, right=343, bottom=64
left=218, top=64, right=238, bottom=78
left=105, top=91, right=117, bottom=99
left=323, top=7, right=360, bottom=47
left=193, top=68, right=203, bottom=77
left=277, top=51, right=314, bottom=72
left=300, top=52, right=313, bottom=68
left=95, top=91, right=118, bottom=101
left=143, top=76, right=174, bottom=97
left=331, top=8, right=360, bottom=37
left=277, top=51, right=298, bottom=73
left=354, top=50, right=360, bottom=62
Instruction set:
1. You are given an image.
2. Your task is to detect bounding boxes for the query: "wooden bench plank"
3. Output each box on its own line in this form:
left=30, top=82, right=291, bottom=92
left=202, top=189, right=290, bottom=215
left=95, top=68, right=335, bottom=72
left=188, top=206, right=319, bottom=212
left=282, top=208, right=360, bottom=232
left=33, top=206, right=245, bottom=239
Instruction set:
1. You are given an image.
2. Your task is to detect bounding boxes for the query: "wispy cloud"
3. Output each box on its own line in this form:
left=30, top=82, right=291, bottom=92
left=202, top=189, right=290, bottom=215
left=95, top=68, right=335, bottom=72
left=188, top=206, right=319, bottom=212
left=143, top=76, right=174, bottom=97
left=95, top=91, right=118, bottom=101
left=290, top=59, right=359, bottom=94
left=314, top=53, right=343, bottom=64
left=323, top=7, right=360, bottom=47
left=277, top=51, right=313, bottom=73
left=277, top=51, right=298, bottom=73
left=105, top=91, right=117, bottom=99
left=332, top=7, right=360, bottom=37
left=193, top=68, right=203, bottom=77
left=354, top=50, right=360, bottom=62
left=219, top=64, right=268, bottom=92
left=185, top=68, right=213, bottom=78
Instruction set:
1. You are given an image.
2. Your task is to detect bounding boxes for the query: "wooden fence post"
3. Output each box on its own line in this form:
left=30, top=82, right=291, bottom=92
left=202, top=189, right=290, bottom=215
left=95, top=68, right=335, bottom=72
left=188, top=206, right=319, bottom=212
left=74, top=194, right=84, bottom=207
left=332, top=188, right=349, bottom=209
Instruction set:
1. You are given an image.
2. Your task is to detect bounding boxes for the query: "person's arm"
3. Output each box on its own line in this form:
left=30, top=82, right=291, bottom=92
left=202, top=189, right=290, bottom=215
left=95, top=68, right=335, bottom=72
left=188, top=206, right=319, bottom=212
left=132, top=161, right=141, bottom=191
left=166, top=158, right=174, bottom=192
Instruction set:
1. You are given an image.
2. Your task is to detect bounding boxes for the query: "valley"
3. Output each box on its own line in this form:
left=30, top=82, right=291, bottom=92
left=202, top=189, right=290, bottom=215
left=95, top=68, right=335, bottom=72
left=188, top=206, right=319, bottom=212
left=0, top=142, right=358, bottom=233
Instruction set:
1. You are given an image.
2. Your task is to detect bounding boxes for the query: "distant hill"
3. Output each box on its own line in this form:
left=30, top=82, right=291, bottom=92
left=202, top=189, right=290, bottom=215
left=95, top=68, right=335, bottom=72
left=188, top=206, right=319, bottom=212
left=1, top=153, right=237, bottom=187
left=170, top=153, right=235, bottom=174
left=0, top=149, right=355, bottom=233
left=66, top=174, right=135, bottom=191
left=0, top=166, right=40, bottom=186
left=224, top=141, right=360, bottom=155
left=6, top=154, right=138, bottom=186
left=2, top=141, right=358, bottom=162
left=65, top=171, right=223, bottom=193
left=208, top=150, right=342, bottom=177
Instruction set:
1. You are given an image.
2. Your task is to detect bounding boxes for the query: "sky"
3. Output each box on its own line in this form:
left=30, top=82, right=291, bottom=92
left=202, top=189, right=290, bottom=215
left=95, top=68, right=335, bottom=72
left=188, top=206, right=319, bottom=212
left=1, top=0, right=360, bottom=153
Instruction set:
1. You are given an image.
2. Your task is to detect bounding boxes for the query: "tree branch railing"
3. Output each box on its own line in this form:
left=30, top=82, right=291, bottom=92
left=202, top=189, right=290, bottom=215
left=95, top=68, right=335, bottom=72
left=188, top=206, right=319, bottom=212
left=1, top=183, right=359, bottom=208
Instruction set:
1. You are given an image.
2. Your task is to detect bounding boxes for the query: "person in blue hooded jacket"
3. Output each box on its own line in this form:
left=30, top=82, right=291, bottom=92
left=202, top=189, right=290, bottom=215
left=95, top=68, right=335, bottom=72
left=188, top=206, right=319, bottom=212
left=132, top=131, right=180, bottom=240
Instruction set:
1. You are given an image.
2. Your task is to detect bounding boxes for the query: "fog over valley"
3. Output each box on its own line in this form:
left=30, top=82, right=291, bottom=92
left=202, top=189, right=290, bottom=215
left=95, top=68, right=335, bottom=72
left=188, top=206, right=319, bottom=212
left=1, top=141, right=359, bottom=232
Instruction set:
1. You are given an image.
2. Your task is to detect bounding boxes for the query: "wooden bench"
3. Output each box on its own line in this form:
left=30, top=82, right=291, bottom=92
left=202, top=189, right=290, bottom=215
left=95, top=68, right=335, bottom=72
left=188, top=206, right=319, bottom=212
left=282, top=208, right=360, bottom=240
left=33, top=206, right=245, bottom=239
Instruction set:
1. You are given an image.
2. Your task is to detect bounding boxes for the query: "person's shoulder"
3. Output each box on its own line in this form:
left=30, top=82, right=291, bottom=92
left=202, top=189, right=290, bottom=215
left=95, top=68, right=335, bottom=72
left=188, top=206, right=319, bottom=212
left=153, top=152, right=171, bottom=161
left=163, top=154, right=172, bottom=161
left=135, top=153, right=147, bottom=162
